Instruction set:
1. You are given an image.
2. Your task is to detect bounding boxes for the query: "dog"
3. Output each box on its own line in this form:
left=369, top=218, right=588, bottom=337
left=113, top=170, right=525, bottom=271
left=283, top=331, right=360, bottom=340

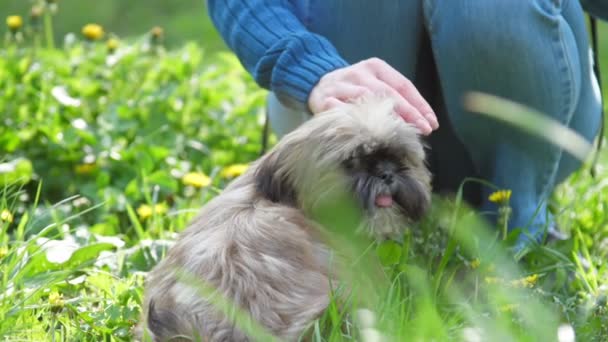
left=139, top=97, right=432, bottom=341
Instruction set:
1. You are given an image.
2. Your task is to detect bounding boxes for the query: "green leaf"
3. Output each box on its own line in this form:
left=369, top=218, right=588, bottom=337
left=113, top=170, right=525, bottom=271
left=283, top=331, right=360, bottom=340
left=0, top=158, right=34, bottom=186
left=376, top=240, right=402, bottom=266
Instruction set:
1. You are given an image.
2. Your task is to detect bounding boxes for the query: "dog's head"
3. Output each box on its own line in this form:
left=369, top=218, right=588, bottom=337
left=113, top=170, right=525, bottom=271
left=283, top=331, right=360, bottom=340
left=254, top=97, right=431, bottom=237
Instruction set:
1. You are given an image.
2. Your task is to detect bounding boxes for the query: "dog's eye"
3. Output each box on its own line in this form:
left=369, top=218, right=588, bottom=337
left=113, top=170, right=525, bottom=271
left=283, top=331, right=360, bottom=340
left=343, top=158, right=356, bottom=170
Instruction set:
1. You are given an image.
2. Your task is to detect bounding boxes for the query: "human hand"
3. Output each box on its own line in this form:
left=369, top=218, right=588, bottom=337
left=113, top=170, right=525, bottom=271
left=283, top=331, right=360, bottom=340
left=307, top=58, right=438, bottom=135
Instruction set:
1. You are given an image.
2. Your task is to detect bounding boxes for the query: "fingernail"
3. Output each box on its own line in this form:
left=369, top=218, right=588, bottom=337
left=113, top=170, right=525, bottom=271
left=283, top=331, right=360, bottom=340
left=416, top=119, right=432, bottom=135
left=425, top=113, right=439, bottom=129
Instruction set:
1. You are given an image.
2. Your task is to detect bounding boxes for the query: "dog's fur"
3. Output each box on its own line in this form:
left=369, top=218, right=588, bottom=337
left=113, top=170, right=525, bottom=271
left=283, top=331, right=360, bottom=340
left=139, top=97, right=431, bottom=341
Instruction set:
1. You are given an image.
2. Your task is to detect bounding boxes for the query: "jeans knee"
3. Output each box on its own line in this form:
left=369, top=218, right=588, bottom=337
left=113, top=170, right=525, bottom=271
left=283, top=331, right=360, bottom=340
left=431, top=1, right=562, bottom=54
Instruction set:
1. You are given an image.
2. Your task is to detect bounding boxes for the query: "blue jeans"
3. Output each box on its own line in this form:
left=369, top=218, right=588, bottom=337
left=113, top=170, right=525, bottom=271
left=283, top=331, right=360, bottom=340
left=268, top=0, right=602, bottom=243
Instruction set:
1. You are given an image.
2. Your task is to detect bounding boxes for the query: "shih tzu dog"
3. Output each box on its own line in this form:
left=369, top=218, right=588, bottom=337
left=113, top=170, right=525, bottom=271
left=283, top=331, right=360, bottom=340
left=139, top=97, right=432, bottom=341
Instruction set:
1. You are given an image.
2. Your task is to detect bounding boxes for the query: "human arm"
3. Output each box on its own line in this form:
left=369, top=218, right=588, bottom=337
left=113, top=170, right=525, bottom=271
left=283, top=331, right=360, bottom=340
left=207, top=0, right=437, bottom=134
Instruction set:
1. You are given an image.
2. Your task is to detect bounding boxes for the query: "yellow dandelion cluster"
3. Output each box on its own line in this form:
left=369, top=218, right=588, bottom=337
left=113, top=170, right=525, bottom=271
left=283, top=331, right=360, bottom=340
left=136, top=203, right=168, bottom=220
left=0, top=246, right=8, bottom=259
left=182, top=172, right=212, bottom=188
left=1, top=209, right=13, bottom=223
left=484, top=274, right=539, bottom=289
left=74, top=163, right=96, bottom=175
left=510, top=274, right=539, bottom=288
left=82, top=23, right=104, bottom=41
left=6, top=15, right=23, bottom=32
left=488, top=189, right=512, bottom=204
left=106, top=38, right=119, bottom=53
left=220, top=164, right=249, bottom=179
left=48, top=291, right=65, bottom=312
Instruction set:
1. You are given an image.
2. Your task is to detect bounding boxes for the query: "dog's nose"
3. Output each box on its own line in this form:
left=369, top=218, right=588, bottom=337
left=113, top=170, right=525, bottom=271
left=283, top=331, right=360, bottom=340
left=380, top=172, right=393, bottom=184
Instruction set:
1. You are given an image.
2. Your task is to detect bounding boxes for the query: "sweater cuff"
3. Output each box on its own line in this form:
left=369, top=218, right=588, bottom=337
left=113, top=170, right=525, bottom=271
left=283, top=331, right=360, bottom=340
left=255, top=32, right=349, bottom=112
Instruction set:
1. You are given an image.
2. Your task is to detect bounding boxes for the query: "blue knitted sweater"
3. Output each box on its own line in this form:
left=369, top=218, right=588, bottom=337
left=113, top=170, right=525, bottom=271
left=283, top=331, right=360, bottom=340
left=208, top=0, right=608, bottom=111
left=207, top=0, right=348, bottom=110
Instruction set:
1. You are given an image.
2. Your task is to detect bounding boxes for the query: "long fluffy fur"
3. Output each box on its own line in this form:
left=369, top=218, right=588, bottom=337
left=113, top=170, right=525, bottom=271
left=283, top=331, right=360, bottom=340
left=139, top=97, right=431, bottom=341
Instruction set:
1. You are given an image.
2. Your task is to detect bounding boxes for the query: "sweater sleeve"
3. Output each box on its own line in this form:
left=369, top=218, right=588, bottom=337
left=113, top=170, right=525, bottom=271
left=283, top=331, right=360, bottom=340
left=207, top=0, right=349, bottom=110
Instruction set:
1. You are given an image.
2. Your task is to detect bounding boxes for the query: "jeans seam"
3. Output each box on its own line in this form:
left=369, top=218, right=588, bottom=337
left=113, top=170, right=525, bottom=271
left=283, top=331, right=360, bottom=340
left=539, top=16, right=576, bottom=200
left=422, top=0, right=440, bottom=34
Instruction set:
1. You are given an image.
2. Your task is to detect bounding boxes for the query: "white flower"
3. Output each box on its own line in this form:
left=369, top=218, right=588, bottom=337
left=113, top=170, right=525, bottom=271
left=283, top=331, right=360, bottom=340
left=51, top=86, right=81, bottom=107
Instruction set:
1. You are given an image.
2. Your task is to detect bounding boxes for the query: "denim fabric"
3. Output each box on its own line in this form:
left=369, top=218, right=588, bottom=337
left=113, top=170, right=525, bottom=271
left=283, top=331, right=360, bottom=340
left=268, top=0, right=602, bottom=244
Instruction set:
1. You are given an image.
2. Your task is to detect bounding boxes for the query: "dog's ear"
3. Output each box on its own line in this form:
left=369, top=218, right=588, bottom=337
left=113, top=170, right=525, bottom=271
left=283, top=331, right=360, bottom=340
left=254, top=151, right=297, bottom=206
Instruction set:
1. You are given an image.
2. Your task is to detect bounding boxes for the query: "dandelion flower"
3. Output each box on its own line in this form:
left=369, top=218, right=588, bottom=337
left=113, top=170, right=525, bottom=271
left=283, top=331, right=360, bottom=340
left=499, top=303, right=519, bottom=313
left=136, top=203, right=168, bottom=220
left=74, top=163, right=96, bottom=175
left=182, top=172, right=212, bottom=188
left=1, top=209, right=13, bottom=223
left=106, top=38, right=119, bottom=53
left=484, top=276, right=503, bottom=285
left=82, top=23, right=104, bottom=41
left=150, top=26, right=164, bottom=45
left=151, top=26, right=164, bottom=38
left=0, top=246, right=8, bottom=259
left=488, top=189, right=512, bottom=204
left=30, top=6, right=43, bottom=19
left=510, top=274, right=539, bottom=288
left=137, top=204, right=153, bottom=220
left=48, top=291, right=64, bottom=312
left=6, top=15, right=23, bottom=32
left=220, top=164, right=248, bottom=179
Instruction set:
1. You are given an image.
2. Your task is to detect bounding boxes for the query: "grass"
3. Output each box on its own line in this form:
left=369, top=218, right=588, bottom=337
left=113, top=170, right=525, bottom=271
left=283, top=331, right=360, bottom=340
left=1, top=8, right=608, bottom=342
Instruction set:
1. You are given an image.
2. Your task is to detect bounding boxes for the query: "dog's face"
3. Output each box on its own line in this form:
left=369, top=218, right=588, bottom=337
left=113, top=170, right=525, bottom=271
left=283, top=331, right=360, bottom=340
left=342, top=142, right=428, bottom=219
left=255, top=97, right=431, bottom=238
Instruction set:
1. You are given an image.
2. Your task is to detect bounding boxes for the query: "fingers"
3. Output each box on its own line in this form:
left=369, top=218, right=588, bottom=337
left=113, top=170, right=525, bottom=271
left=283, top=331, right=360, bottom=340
left=309, top=83, right=372, bottom=113
left=365, top=58, right=439, bottom=130
left=307, top=57, right=438, bottom=135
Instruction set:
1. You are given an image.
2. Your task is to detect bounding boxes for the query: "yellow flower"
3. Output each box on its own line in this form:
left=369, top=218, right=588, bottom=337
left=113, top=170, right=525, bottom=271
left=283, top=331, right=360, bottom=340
left=470, top=258, right=481, bottom=270
left=488, top=189, right=512, bottom=204
left=0, top=246, right=8, bottom=258
left=49, top=291, right=64, bottom=312
left=182, top=172, right=212, bottom=188
left=6, top=15, right=23, bottom=32
left=1, top=209, right=13, bottom=223
left=510, top=274, right=539, bottom=288
left=30, top=6, right=43, bottom=19
left=106, top=38, right=119, bottom=53
left=484, top=276, right=503, bottom=285
left=136, top=203, right=168, bottom=220
left=151, top=26, right=164, bottom=38
left=74, top=163, right=96, bottom=175
left=220, top=164, right=249, bottom=179
left=137, top=204, right=152, bottom=220
left=150, top=26, right=164, bottom=45
left=499, top=303, right=519, bottom=313
left=82, top=23, right=104, bottom=41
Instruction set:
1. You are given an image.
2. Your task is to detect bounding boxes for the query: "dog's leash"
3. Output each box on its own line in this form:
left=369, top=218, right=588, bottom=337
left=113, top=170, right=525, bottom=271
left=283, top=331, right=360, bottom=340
left=590, top=15, right=605, bottom=178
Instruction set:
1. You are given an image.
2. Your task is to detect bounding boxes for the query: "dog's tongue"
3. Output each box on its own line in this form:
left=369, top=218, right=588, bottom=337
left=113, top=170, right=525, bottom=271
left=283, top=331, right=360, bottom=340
left=375, top=194, right=393, bottom=208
